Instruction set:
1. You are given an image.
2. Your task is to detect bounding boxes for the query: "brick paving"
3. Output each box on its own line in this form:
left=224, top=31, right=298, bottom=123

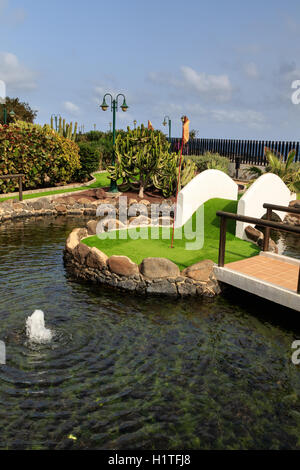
left=225, top=255, right=299, bottom=292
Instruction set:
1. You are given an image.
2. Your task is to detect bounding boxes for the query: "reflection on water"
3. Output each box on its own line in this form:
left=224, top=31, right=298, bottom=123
left=0, top=216, right=299, bottom=450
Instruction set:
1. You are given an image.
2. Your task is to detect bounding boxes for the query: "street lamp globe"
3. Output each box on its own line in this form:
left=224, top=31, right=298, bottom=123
left=121, top=98, right=128, bottom=112
left=100, top=98, right=109, bottom=111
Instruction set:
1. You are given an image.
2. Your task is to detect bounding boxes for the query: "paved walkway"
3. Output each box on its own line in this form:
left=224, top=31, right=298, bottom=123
left=225, top=255, right=299, bottom=292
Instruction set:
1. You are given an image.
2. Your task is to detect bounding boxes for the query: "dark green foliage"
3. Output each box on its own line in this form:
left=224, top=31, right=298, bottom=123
left=75, top=130, right=127, bottom=170
left=74, top=142, right=101, bottom=181
left=108, top=124, right=195, bottom=198
left=189, top=152, right=230, bottom=174
left=0, top=121, right=80, bottom=193
left=0, top=97, right=38, bottom=124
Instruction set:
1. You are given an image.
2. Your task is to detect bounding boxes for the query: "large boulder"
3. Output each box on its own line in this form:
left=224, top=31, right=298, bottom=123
left=108, top=255, right=139, bottom=276
left=103, top=218, right=126, bottom=232
left=245, top=225, right=263, bottom=243
left=139, top=257, right=180, bottom=279
left=87, top=220, right=98, bottom=235
left=181, top=260, right=214, bottom=282
left=77, top=197, right=93, bottom=206
left=128, top=215, right=151, bottom=226
left=257, top=237, right=278, bottom=253
left=55, top=204, right=67, bottom=213
left=73, top=242, right=91, bottom=264
left=95, top=188, right=107, bottom=199
left=86, top=247, right=108, bottom=269
left=146, top=280, right=177, bottom=296
left=66, top=228, right=88, bottom=252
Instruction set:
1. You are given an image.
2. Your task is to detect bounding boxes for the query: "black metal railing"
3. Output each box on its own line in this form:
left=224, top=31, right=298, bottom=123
left=170, top=138, right=300, bottom=165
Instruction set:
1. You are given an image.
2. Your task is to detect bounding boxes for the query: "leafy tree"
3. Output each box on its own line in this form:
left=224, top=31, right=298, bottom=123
left=0, top=97, right=38, bottom=125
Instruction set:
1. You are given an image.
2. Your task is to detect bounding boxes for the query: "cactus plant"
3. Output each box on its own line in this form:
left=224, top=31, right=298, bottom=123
left=50, top=117, right=78, bottom=142
left=108, top=124, right=195, bottom=198
left=153, top=154, right=196, bottom=197
left=107, top=124, right=169, bottom=198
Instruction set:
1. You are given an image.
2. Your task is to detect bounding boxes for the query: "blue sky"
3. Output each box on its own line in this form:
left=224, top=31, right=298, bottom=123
left=1, top=0, right=300, bottom=139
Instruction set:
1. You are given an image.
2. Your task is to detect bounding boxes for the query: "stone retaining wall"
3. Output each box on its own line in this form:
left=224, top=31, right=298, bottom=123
left=0, top=195, right=110, bottom=222
left=63, top=226, right=221, bottom=298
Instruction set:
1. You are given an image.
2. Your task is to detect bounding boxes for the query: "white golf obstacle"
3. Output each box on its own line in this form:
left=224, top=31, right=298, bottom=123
left=174, top=169, right=238, bottom=228
left=235, top=173, right=296, bottom=240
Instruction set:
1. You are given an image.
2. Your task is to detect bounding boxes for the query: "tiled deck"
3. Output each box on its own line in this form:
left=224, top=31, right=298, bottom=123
left=225, top=255, right=299, bottom=292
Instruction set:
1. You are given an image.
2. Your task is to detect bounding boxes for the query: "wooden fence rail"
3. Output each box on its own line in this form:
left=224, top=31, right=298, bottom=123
left=170, top=138, right=300, bottom=166
left=216, top=209, right=300, bottom=293
left=0, top=174, right=24, bottom=201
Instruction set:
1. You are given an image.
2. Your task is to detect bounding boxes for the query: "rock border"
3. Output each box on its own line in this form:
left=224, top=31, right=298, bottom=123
left=63, top=224, right=221, bottom=298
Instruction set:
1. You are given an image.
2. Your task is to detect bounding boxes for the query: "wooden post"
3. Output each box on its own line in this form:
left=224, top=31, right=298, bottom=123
left=263, top=207, right=272, bottom=251
left=218, top=216, right=227, bottom=267
left=18, top=175, right=23, bottom=201
left=297, top=267, right=300, bottom=294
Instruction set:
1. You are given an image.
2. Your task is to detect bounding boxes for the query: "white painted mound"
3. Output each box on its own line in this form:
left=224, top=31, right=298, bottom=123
left=235, top=173, right=296, bottom=241
left=175, top=169, right=238, bottom=228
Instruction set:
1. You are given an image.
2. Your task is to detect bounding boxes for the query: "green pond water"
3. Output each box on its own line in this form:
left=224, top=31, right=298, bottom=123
left=0, top=215, right=299, bottom=450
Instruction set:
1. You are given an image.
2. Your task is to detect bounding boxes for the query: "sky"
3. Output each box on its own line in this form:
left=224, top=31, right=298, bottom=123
left=1, top=0, right=300, bottom=140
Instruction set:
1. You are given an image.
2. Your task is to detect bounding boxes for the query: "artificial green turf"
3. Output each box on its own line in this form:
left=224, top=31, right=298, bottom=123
left=0, top=172, right=115, bottom=201
left=83, top=198, right=260, bottom=270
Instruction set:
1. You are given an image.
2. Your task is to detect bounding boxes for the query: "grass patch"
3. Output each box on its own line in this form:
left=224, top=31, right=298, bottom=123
left=83, top=198, right=259, bottom=270
left=0, top=172, right=114, bottom=202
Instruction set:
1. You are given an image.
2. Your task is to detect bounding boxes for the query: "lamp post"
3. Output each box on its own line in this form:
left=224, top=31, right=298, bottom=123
left=162, top=115, right=172, bottom=143
left=100, top=93, right=129, bottom=193
left=2, top=107, right=15, bottom=125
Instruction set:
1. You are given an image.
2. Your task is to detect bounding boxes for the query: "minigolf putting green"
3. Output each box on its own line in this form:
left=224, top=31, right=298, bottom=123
left=82, top=199, right=260, bottom=271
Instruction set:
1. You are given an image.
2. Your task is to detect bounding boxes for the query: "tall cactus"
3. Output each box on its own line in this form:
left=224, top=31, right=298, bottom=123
left=50, top=117, right=78, bottom=142
left=108, top=124, right=169, bottom=198
left=108, top=124, right=195, bottom=198
left=153, top=154, right=196, bottom=197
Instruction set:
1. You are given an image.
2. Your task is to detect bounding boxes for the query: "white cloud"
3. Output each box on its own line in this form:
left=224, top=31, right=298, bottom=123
left=243, top=62, right=259, bottom=79
left=210, top=108, right=265, bottom=128
left=0, top=52, right=37, bottom=90
left=63, top=101, right=80, bottom=115
left=181, top=66, right=232, bottom=95
left=149, top=66, right=233, bottom=102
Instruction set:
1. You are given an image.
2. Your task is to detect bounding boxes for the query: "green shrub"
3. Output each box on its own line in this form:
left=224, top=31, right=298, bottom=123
left=74, top=142, right=101, bottom=181
left=153, top=155, right=196, bottom=197
left=247, top=148, right=300, bottom=193
left=108, top=124, right=195, bottom=198
left=189, top=152, right=230, bottom=174
left=0, top=121, right=81, bottom=193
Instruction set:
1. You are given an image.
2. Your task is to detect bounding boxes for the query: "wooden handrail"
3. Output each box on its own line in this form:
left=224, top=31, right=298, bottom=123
left=263, top=203, right=300, bottom=214
left=262, top=203, right=300, bottom=251
left=216, top=211, right=300, bottom=235
left=216, top=210, right=300, bottom=294
left=0, top=174, right=24, bottom=201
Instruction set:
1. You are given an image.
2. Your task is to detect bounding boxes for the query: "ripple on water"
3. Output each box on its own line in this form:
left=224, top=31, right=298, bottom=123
left=0, top=216, right=300, bottom=450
